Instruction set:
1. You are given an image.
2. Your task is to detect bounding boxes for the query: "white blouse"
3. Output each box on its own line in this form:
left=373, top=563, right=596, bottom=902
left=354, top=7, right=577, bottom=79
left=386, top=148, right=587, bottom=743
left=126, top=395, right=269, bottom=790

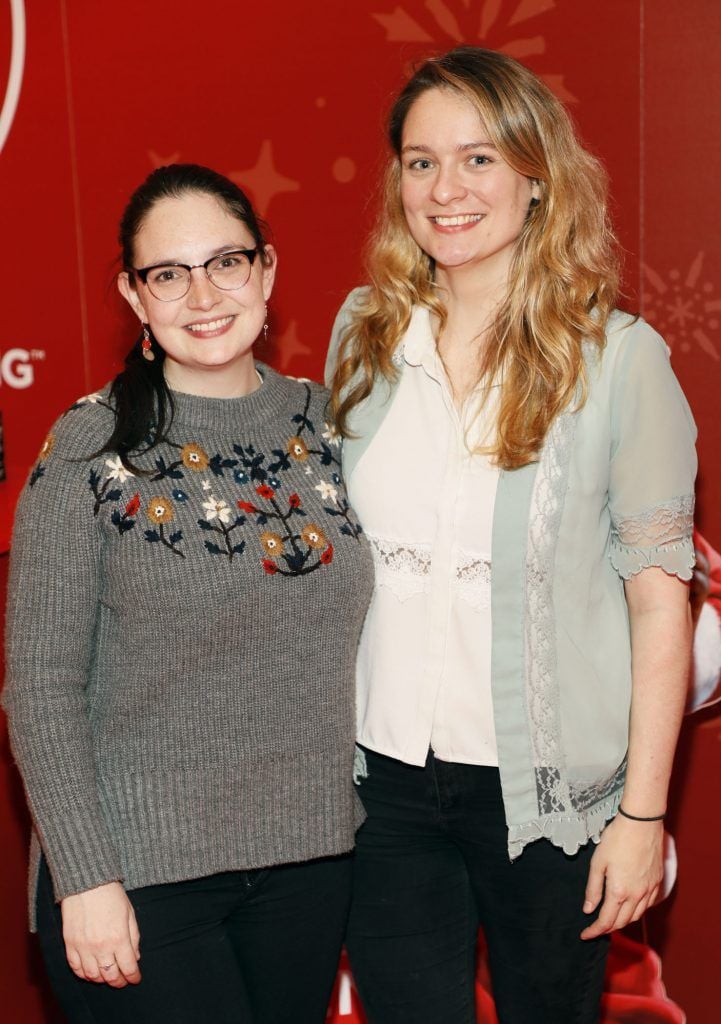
left=347, top=307, right=500, bottom=767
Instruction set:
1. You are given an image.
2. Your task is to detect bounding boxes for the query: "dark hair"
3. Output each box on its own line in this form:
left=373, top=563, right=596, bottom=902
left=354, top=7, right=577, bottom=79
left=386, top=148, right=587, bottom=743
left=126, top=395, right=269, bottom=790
left=102, top=164, right=269, bottom=470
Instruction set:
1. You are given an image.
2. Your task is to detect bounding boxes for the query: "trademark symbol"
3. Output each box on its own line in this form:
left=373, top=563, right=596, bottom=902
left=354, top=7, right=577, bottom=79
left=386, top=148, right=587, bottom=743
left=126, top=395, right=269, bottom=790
left=30, top=349, right=46, bottom=360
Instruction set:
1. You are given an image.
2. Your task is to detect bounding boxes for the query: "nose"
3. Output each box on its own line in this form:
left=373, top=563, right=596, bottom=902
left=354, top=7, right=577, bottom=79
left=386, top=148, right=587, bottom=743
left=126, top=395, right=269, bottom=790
left=430, top=162, right=467, bottom=205
left=186, top=268, right=221, bottom=309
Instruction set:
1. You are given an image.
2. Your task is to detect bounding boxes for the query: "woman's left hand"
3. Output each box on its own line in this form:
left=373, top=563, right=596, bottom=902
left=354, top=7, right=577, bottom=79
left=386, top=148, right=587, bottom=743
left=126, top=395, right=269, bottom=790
left=580, top=814, right=664, bottom=940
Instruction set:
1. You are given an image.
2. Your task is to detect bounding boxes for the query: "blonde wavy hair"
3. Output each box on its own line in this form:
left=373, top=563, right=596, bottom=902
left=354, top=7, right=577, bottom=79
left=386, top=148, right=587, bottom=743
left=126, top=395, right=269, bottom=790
left=330, top=47, right=621, bottom=469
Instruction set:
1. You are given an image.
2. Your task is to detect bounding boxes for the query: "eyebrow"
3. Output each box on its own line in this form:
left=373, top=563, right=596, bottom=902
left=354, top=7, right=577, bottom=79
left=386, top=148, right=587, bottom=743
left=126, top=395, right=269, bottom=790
left=143, top=243, right=252, bottom=266
left=401, top=141, right=498, bottom=155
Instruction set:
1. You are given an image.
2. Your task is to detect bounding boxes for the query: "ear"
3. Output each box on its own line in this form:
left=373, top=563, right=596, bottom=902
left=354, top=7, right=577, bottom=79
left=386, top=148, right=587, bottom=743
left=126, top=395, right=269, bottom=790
left=260, top=245, right=277, bottom=302
left=117, top=271, right=149, bottom=322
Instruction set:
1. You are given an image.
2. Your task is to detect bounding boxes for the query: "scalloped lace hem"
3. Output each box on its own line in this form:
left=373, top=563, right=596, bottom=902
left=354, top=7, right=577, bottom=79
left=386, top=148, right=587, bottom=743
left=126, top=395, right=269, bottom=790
left=609, top=535, right=695, bottom=581
left=507, top=787, right=622, bottom=861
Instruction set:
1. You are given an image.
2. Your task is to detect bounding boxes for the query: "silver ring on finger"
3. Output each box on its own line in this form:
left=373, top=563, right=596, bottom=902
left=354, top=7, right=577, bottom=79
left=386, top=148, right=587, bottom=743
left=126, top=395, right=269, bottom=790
left=100, top=962, right=115, bottom=971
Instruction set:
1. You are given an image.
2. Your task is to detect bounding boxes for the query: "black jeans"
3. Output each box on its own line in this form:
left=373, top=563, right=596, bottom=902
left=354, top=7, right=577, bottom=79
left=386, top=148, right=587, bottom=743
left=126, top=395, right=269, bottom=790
left=36, top=853, right=352, bottom=1024
left=346, top=747, right=609, bottom=1024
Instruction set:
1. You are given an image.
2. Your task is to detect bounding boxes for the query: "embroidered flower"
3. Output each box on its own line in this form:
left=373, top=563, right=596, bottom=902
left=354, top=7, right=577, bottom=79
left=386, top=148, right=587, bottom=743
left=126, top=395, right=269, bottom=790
left=322, top=424, right=341, bottom=447
left=202, top=495, right=232, bottom=524
left=256, top=484, right=275, bottom=499
left=301, top=523, right=327, bottom=549
left=125, top=493, right=141, bottom=517
left=332, top=472, right=341, bottom=486
left=181, top=443, right=209, bottom=471
left=146, top=496, right=174, bottom=524
left=233, top=468, right=249, bottom=485
left=261, top=531, right=284, bottom=557
left=320, top=544, right=334, bottom=565
left=172, top=489, right=188, bottom=502
left=105, top=455, right=135, bottom=484
left=262, top=559, right=279, bottom=575
left=314, top=480, right=337, bottom=504
left=268, top=476, right=281, bottom=489
left=238, top=500, right=259, bottom=513
left=202, top=479, right=212, bottom=491
left=288, top=493, right=301, bottom=509
left=38, top=433, right=55, bottom=460
left=288, top=436, right=309, bottom=462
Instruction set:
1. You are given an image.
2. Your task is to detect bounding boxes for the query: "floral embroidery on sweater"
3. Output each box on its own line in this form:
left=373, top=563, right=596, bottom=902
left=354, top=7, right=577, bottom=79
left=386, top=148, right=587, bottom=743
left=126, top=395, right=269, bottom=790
left=198, top=496, right=245, bottom=560
left=239, top=485, right=333, bottom=577
left=146, top=496, right=185, bottom=557
left=29, top=382, right=362, bottom=577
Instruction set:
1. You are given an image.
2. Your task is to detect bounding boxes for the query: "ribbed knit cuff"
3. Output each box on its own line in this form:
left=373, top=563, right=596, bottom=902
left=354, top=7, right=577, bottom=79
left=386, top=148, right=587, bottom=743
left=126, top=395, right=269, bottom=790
left=38, top=810, right=124, bottom=900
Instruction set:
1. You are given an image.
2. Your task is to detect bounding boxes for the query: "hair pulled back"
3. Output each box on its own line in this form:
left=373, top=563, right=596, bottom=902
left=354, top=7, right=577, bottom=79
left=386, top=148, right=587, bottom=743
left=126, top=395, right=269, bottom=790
left=330, top=47, right=621, bottom=469
left=103, top=164, right=269, bottom=469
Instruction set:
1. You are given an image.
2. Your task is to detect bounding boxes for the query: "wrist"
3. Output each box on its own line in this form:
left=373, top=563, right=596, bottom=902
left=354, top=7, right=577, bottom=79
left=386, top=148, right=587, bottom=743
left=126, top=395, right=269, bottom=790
left=617, top=804, right=666, bottom=822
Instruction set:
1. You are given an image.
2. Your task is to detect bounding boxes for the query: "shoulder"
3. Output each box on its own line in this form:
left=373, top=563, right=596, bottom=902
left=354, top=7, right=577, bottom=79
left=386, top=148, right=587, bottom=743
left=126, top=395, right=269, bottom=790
left=18, top=384, right=117, bottom=503
left=603, top=311, right=671, bottom=374
left=335, top=286, right=371, bottom=319
left=325, top=286, right=370, bottom=385
left=33, top=384, right=116, bottom=464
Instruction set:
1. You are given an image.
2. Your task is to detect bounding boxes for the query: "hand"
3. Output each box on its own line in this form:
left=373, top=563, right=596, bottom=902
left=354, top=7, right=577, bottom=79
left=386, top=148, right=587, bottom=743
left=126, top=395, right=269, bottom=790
left=580, top=815, right=664, bottom=940
left=61, top=881, right=141, bottom=987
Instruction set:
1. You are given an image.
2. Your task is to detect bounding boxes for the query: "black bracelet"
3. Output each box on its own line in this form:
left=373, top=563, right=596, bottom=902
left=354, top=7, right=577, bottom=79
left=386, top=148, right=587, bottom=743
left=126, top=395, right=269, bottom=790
left=617, top=805, right=666, bottom=822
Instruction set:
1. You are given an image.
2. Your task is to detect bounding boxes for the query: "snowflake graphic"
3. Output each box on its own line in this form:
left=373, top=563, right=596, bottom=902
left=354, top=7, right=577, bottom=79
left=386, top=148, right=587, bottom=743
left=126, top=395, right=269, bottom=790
left=643, top=252, right=720, bottom=361
left=372, top=0, right=575, bottom=102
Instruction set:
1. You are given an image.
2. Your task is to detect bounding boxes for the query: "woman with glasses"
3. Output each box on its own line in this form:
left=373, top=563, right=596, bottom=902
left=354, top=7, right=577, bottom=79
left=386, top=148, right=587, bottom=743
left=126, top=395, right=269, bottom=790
left=4, top=163, right=373, bottom=1023
left=326, top=48, right=696, bottom=1023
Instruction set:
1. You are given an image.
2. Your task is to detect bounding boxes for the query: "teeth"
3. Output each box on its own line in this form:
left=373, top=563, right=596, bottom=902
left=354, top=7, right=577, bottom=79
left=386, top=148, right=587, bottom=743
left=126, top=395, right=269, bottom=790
left=433, top=214, right=482, bottom=226
left=187, top=316, right=233, bottom=333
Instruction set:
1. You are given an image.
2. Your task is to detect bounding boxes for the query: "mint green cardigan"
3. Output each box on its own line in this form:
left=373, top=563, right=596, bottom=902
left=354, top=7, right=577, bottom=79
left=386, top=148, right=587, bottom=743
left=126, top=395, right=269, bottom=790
left=326, top=289, right=697, bottom=859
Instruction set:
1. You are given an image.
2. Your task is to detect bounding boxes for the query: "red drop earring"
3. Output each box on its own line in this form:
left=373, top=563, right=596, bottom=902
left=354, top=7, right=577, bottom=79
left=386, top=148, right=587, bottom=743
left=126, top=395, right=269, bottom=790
left=142, top=324, right=155, bottom=362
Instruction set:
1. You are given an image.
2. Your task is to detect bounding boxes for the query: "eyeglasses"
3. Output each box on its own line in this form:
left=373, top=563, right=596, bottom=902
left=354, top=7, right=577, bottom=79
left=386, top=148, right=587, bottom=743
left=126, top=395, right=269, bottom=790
left=133, top=248, right=259, bottom=301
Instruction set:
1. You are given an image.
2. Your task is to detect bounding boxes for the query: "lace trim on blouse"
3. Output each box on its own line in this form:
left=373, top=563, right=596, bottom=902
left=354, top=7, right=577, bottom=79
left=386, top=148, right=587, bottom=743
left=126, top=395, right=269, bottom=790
left=610, top=494, right=695, bottom=580
left=524, top=409, right=576, bottom=805
left=366, top=535, right=491, bottom=609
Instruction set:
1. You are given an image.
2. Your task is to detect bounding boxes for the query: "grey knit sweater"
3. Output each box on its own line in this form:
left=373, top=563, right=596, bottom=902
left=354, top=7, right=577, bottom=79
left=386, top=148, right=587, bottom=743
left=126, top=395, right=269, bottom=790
left=4, top=364, right=373, bottom=908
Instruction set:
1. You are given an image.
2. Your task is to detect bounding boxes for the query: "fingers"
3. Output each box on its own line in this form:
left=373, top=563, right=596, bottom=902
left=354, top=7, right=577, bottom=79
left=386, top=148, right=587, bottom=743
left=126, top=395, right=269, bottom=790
left=97, top=957, right=127, bottom=989
left=77, top=949, right=103, bottom=983
left=128, top=905, right=142, bottom=962
left=582, top=887, right=656, bottom=940
left=65, top=946, right=140, bottom=987
left=114, top=942, right=142, bottom=986
left=583, top=857, right=605, bottom=915
left=581, top=891, right=626, bottom=940
left=65, top=945, right=86, bottom=982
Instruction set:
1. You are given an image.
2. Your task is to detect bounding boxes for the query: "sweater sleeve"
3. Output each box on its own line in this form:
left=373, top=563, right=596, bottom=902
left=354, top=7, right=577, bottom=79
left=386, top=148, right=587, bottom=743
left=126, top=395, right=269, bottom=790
left=607, top=319, right=697, bottom=581
left=3, top=403, right=125, bottom=899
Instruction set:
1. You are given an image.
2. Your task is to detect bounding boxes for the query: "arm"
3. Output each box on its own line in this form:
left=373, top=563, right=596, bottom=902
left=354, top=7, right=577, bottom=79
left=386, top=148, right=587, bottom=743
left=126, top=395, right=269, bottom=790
left=3, top=408, right=140, bottom=985
left=581, top=567, right=691, bottom=939
left=581, top=320, right=697, bottom=940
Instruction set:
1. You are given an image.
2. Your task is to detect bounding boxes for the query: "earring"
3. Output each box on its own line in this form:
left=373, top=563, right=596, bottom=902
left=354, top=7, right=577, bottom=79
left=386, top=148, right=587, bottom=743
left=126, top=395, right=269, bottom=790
left=141, top=324, right=155, bottom=362
left=263, top=305, right=269, bottom=343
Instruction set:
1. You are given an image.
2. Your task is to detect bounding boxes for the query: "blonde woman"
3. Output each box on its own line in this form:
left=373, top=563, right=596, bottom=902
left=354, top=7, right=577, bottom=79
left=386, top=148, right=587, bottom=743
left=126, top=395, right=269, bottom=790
left=326, top=48, right=696, bottom=1024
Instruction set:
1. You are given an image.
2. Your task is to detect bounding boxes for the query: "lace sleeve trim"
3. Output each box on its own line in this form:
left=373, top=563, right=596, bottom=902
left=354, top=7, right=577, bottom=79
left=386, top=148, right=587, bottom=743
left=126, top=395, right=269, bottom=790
left=612, top=494, right=694, bottom=546
left=610, top=494, right=695, bottom=581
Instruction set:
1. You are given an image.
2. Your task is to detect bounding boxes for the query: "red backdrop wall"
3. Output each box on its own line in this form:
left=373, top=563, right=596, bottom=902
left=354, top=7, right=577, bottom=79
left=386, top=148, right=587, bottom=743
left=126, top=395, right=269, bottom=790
left=1, top=2, right=719, bottom=1021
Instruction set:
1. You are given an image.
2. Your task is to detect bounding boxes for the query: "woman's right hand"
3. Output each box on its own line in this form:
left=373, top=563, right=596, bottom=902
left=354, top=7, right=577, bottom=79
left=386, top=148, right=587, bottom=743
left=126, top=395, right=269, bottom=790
left=61, top=881, right=141, bottom=987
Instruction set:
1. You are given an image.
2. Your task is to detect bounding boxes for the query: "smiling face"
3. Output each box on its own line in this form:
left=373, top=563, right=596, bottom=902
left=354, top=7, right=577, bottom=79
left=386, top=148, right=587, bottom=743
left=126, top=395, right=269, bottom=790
left=399, top=87, right=537, bottom=289
left=118, top=191, right=276, bottom=396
